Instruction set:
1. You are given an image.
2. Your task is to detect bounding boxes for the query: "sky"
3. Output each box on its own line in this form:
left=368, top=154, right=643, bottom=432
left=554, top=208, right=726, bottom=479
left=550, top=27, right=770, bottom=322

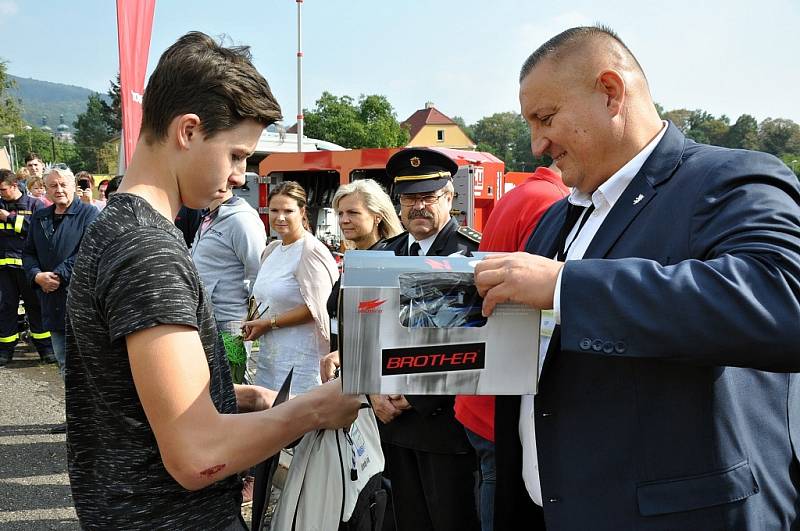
left=0, top=0, right=798, bottom=128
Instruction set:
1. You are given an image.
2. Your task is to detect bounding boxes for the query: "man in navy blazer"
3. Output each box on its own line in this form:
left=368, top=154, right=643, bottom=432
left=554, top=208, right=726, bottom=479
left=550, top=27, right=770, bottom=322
left=476, top=26, right=800, bottom=530
left=24, top=168, right=98, bottom=380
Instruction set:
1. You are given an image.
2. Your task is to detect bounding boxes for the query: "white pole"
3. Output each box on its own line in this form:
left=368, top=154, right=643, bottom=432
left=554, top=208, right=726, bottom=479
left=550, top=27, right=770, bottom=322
left=296, top=0, right=303, bottom=152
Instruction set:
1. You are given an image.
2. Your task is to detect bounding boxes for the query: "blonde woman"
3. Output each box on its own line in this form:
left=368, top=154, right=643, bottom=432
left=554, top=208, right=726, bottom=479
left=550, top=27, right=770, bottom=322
left=321, top=178, right=403, bottom=377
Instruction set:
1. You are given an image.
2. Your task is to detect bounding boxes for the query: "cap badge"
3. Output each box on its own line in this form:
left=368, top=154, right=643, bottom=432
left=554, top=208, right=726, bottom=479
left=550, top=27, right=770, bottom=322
left=410, top=156, right=421, bottom=168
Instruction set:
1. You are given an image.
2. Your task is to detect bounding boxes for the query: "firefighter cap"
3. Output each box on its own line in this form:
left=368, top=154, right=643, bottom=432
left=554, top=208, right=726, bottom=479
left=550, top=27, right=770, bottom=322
left=387, top=148, right=459, bottom=195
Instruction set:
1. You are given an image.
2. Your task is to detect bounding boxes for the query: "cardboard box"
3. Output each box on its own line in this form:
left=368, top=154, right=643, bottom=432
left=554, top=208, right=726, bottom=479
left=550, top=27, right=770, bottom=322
left=339, top=251, right=539, bottom=395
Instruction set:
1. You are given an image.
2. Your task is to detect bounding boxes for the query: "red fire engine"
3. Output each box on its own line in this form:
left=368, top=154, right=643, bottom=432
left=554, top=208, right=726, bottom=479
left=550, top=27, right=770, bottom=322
left=251, top=147, right=509, bottom=249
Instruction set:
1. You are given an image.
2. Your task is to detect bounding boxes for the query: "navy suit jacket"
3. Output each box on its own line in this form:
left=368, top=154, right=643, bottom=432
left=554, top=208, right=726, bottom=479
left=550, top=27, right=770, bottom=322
left=23, top=199, right=99, bottom=331
left=495, top=124, right=800, bottom=530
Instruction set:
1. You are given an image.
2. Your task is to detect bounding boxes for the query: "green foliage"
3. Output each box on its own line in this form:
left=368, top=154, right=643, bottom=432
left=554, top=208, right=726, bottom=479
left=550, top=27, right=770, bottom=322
left=0, top=60, right=24, bottom=135
left=724, top=114, right=759, bottom=150
left=780, top=155, right=799, bottom=177
left=470, top=112, right=547, bottom=171
left=303, top=92, right=409, bottom=148
left=8, top=74, right=104, bottom=130
left=73, top=93, right=116, bottom=172
left=106, top=74, right=122, bottom=133
left=758, top=118, right=800, bottom=157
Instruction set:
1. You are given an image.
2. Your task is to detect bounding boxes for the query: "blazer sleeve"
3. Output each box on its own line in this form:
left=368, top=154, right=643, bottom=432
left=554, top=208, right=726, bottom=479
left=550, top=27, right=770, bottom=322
left=52, top=206, right=99, bottom=286
left=560, top=151, right=800, bottom=372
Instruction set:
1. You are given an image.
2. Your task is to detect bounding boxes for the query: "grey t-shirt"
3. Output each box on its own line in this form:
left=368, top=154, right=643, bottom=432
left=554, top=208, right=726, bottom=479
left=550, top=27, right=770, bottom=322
left=65, top=193, right=241, bottom=530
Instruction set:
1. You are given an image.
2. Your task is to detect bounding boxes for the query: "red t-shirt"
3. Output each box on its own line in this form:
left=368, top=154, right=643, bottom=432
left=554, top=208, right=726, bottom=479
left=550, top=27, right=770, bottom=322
left=454, top=166, right=568, bottom=441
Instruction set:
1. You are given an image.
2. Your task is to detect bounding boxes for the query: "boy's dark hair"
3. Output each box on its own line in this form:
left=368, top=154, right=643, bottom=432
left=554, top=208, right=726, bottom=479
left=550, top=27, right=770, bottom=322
left=141, top=31, right=282, bottom=144
left=0, top=169, right=18, bottom=186
left=25, top=152, right=42, bottom=164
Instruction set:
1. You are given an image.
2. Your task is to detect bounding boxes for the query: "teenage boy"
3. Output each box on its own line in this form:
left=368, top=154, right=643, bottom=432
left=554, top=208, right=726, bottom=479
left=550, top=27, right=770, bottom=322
left=65, top=32, right=361, bottom=530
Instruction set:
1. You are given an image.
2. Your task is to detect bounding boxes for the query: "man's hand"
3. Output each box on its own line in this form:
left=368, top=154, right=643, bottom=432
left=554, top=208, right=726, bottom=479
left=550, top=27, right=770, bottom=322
left=474, top=252, right=564, bottom=316
left=0, top=209, right=9, bottom=222
left=370, top=394, right=404, bottom=424
left=320, top=351, right=340, bottom=382
left=35, top=272, right=61, bottom=293
left=234, top=384, right=277, bottom=413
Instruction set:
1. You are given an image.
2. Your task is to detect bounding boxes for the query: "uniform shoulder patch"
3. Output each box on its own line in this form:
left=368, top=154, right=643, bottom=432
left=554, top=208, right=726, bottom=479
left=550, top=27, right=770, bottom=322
left=457, top=225, right=481, bottom=243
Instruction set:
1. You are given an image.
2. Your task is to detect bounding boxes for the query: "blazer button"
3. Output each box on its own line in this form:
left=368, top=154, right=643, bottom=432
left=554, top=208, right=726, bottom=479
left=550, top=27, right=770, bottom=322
left=614, top=341, right=627, bottom=354
left=602, top=341, right=614, bottom=354
left=540, top=412, right=553, bottom=418
left=579, top=338, right=592, bottom=350
left=548, top=497, right=560, bottom=503
left=591, top=339, right=603, bottom=352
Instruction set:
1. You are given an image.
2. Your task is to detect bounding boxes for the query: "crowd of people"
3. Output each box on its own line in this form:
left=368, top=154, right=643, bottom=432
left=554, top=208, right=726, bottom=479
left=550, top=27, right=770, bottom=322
left=1, top=23, right=800, bottom=531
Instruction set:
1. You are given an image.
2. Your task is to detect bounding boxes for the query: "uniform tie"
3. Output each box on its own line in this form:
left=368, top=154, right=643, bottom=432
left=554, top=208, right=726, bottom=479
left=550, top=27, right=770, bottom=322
left=409, top=241, right=422, bottom=256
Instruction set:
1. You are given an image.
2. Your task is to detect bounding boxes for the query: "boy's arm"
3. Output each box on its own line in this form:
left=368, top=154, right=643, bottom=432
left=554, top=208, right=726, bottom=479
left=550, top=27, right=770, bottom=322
left=127, top=324, right=361, bottom=490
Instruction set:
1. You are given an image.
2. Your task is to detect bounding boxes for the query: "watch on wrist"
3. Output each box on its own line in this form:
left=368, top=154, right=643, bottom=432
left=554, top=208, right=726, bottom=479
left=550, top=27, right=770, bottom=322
left=270, top=315, right=279, bottom=330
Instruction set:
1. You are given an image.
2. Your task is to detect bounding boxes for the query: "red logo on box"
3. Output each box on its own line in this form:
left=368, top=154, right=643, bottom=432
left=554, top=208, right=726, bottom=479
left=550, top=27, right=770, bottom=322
left=382, top=342, right=486, bottom=376
left=358, top=299, right=387, bottom=313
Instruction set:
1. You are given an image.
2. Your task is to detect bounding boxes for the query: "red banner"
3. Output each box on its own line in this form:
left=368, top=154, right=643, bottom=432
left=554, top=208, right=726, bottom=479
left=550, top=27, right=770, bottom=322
left=116, top=0, right=156, bottom=168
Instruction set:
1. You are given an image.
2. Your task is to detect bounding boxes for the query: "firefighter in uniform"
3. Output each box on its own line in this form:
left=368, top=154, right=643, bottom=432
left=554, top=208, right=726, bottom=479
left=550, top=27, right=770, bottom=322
left=377, top=148, right=482, bottom=531
left=0, top=169, right=54, bottom=366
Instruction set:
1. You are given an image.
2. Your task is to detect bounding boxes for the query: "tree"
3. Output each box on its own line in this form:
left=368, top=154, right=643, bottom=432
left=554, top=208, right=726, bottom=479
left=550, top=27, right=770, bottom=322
left=759, top=118, right=800, bottom=156
left=662, top=108, right=693, bottom=132
left=0, top=59, right=23, bottom=135
left=724, top=114, right=760, bottom=150
left=470, top=112, right=548, bottom=171
left=105, top=74, right=122, bottom=133
left=303, top=92, right=408, bottom=148
left=73, top=93, right=114, bottom=172
left=663, top=109, right=729, bottom=146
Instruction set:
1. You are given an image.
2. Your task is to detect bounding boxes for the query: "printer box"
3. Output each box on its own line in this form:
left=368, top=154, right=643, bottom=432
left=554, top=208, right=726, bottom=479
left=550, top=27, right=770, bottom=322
left=339, top=251, right=539, bottom=395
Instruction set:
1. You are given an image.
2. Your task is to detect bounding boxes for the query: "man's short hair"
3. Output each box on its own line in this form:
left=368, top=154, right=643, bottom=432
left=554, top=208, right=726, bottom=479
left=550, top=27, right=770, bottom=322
left=0, top=169, right=18, bottom=186
left=141, top=31, right=283, bottom=144
left=519, top=25, right=644, bottom=82
left=25, top=152, right=42, bottom=164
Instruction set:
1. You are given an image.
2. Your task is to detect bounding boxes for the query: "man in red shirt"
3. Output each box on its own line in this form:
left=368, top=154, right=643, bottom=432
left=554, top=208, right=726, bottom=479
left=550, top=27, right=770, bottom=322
left=455, top=162, right=566, bottom=530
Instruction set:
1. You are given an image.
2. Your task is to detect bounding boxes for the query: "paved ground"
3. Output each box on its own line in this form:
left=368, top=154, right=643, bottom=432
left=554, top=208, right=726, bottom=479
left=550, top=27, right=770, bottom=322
left=0, top=341, right=282, bottom=529
left=0, top=343, right=76, bottom=530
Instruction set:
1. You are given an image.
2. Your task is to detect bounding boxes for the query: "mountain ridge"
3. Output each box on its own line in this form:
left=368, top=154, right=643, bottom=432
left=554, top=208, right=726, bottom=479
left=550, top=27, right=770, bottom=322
left=7, top=75, right=110, bottom=130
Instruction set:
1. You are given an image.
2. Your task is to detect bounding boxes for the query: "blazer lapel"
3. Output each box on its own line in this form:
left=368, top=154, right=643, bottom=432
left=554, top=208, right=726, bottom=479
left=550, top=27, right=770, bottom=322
left=428, top=217, right=457, bottom=256
left=525, top=199, right=569, bottom=258
left=40, top=206, right=55, bottom=242
left=583, top=123, right=686, bottom=259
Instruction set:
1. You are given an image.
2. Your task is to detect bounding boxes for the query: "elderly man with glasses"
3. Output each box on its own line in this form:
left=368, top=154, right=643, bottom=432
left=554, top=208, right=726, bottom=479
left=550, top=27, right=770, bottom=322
left=377, top=147, right=481, bottom=531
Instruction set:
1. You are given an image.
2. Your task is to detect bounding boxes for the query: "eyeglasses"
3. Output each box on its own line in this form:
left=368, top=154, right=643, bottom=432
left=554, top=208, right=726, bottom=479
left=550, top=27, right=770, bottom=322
left=399, top=191, right=447, bottom=207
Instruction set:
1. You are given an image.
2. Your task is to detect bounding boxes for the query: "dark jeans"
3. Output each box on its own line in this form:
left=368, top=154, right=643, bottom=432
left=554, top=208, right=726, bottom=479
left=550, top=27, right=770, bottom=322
left=465, top=428, right=496, bottom=531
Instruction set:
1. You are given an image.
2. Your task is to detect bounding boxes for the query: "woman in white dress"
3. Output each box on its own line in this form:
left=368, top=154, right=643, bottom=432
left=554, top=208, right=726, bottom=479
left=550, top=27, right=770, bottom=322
left=243, top=181, right=338, bottom=394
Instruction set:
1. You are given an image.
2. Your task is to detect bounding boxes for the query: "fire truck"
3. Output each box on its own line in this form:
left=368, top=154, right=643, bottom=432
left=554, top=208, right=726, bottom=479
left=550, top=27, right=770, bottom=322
left=232, top=147, right=511, bottom=250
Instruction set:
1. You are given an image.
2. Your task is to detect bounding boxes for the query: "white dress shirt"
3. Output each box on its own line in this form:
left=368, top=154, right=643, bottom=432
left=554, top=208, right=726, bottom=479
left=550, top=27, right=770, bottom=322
left=520, top=122, right=668, bottom=506
left=407, top=232, right=437, bottom=256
